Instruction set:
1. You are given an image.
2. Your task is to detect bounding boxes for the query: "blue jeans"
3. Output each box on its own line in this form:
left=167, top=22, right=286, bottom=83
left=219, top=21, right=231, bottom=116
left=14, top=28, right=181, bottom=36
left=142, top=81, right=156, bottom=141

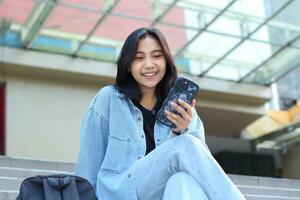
left=132, top=134, right=245, bottom=200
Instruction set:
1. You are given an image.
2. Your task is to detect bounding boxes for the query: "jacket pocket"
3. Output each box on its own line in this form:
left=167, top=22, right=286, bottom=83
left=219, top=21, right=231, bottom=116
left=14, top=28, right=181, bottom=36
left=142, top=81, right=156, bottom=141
left=101, top=135, right=130, bottom=174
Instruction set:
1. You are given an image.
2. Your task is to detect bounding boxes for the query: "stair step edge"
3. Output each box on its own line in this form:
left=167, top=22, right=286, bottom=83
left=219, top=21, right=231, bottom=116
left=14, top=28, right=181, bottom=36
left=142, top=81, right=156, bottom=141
left=244, top=194, right=300, bottom=200
left=237, top=184, right=300, bottom=191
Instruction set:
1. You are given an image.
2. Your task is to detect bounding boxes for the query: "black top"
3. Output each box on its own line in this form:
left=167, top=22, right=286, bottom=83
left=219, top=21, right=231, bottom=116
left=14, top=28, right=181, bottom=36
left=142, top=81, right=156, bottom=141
left=133, top=101, right=162, bottom=155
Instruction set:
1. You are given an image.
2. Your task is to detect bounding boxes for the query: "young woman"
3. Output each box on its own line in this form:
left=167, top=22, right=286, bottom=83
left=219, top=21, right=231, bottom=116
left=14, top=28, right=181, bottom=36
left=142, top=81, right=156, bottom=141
left=75, top=28, right=245, bottom=200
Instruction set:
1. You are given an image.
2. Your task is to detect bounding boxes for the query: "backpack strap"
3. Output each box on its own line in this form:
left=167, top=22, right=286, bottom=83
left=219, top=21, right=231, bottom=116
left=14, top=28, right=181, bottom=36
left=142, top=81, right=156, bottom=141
left=43, top=175, right=81, bottom=200
left=61, top=176, right=80, bottom=200
left=43, top=178, right=62, bottom=200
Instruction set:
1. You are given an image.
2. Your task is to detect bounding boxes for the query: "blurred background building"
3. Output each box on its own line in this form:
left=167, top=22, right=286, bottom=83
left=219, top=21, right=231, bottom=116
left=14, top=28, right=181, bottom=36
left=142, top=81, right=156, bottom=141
left=0, top=0, right=300, bottom=179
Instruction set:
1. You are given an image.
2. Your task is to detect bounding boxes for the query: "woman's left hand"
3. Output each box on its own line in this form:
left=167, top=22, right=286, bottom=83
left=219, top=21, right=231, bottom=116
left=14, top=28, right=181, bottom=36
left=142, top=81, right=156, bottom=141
left=165, top=99, right=196, bottom=133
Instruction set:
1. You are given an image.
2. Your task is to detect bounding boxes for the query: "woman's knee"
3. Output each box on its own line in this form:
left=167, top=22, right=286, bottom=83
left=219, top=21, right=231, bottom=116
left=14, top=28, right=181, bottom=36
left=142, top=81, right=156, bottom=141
left=172, top=134, right=207, bottom=151
left=164, top=171, right=209, bottom=200
left=166, top=171, right=190, bottom=187
left=165, top=171, right=193, bottom=192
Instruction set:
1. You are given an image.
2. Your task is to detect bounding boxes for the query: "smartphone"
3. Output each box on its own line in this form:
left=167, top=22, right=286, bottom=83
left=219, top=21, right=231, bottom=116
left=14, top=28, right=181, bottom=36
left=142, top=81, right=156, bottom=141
left=156, top=77, right=199, bottom=128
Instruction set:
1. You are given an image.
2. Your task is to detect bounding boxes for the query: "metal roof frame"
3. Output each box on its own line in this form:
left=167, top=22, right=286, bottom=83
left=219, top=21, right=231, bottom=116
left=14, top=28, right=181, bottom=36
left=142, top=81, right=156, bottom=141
left=1, top=0, right=299, bottom=86
left=72, top=0, right=121, bottom=56
left=239, top=33, right=300, bottom=84
left=22, top=0, right=59, bottom=48
left=198, top=0, right=295, bottom=77
left=59, top=0, right=300, bottom=51
left=274, top=60, right=300, bottom=84
left=174, top=0, right=237, bottom=58
left=176, top=0, right=300, bottom=33
left=151, top=0, right=179, bottom=27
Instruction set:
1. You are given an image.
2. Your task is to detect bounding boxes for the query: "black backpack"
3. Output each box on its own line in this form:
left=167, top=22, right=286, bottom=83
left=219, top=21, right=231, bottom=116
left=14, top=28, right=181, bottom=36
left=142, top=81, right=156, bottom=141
left=16, top=174, right=98, bottom=200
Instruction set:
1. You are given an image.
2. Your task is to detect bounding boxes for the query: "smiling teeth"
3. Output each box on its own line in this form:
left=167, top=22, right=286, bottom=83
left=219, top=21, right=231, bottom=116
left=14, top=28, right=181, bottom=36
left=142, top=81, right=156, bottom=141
left=144, top=72, right=156, bottom=77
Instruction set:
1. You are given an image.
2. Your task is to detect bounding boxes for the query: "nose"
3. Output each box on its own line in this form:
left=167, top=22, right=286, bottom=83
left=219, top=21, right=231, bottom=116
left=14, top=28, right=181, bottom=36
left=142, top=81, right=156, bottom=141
left=144, top=57, right=155, bottom=68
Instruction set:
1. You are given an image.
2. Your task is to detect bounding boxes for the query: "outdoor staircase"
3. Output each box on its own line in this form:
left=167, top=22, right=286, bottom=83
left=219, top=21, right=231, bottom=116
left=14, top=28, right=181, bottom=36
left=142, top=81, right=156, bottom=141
left=0, top=155, right=299, bottom=200
left=0, top=155, right=74, bottom=200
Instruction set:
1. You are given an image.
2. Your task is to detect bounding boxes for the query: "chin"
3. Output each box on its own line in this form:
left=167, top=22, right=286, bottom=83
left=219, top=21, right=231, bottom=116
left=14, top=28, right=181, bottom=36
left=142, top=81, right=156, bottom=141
left=141, top=83, right=158, bottom=90
left=146, top=84, right=158, bottom=89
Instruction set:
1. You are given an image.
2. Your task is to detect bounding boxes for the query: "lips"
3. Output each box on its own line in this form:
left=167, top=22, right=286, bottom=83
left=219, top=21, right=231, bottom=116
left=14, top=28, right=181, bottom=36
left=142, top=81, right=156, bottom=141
left=142, top=72, right=158, bottom=77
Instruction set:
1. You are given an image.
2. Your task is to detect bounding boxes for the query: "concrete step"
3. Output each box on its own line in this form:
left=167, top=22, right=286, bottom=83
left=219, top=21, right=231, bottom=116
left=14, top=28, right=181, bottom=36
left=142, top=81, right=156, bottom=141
left=0, top=177, right=22, bottom=191
left=229, top=174, right=300, bottom=189
left=0, top=190, right=18, bottom=200
left=0, top=155, right=75, bottom=200
left=0, top=155, right=300, bottom=200
left=229, top=174, right=300, bottom=199
left=0, top=155, right=74, bottom=172
left=244, top=194, right=300, bottom=200
left=1, top=175, right=299, bottom=199
left=239, top=185, right=300, bottom=199
left=0, top=166, right=72, bottom=178
left=0, top=166, right=74, bottom=191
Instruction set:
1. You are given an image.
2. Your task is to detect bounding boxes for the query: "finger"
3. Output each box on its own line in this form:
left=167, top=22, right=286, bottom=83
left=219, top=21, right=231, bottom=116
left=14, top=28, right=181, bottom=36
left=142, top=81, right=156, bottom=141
left=170, top=101, right=190, bottom=120
left=165, top=110, right=185, bottom=126
left=177, top=99, right=193, bottom=117
left=166, top=113, right=183, bottom=130
left=167, top=103, right=192, bottom=125
left=191, top=99, right=196, bottom=107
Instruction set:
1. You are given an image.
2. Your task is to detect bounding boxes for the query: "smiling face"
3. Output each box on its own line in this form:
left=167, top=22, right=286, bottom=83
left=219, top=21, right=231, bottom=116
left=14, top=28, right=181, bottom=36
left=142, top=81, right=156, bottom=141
left=130, top=36, right=166, bottom=94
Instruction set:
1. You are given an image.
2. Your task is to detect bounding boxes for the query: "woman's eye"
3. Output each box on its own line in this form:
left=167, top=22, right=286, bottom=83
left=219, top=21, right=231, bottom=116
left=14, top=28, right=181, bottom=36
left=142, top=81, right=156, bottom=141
left=153, top=54, right=163, bottom=58
left=134, top=57, right=143, bottom=60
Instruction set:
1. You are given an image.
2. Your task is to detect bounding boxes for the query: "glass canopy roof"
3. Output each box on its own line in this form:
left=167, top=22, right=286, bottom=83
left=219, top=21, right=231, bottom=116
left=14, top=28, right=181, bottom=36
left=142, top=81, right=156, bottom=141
left=1, top=0, right=300, bottom=85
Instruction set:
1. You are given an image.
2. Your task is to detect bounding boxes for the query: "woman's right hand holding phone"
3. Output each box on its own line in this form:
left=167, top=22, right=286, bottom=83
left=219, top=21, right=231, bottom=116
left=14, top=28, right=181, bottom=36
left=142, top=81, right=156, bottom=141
left=164, top=99, right=196, bottom=134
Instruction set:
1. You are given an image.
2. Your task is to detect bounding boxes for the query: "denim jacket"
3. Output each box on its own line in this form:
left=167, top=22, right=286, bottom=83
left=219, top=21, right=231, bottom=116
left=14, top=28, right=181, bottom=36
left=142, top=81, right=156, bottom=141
left=75, top=85, right=205, bottom=200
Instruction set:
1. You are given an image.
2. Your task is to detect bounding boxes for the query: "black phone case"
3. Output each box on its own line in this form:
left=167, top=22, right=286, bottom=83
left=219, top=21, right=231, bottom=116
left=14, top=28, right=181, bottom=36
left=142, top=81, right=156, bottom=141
left=156, top=77, right=199, bottom=128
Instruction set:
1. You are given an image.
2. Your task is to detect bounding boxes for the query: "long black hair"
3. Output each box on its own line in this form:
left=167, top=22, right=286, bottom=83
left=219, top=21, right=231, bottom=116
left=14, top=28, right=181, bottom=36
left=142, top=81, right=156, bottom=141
left=115, top=27, right=177, bottom=103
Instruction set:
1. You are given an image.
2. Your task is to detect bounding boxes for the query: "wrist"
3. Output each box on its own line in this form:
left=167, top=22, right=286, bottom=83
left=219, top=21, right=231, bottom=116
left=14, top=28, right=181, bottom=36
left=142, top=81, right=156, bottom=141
left=172, top=128, right=188, bottom=135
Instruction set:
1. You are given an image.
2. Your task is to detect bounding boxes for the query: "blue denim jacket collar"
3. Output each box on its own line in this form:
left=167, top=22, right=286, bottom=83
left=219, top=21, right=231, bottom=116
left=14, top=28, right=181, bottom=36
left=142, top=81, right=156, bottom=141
left=116, top=88, right=125, bottom=98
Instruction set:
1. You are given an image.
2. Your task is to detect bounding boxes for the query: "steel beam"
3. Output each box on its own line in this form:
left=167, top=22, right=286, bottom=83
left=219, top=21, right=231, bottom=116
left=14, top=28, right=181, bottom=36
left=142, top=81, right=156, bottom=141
left=22, top=0, right=59, bottom=48
left=239, top=32, right=300, bottom=83
left=176, top=0, right=300, bottom=32
left=60, top=1, right=300, bottom=50
left=61, top=0, right=300, bottom=35
left=272, top=60, right=300, bottom=85
left=174, top=0, right=237, bottom=58
left=151, top=0, right=179, bottom=27
left=199, top=0, right=294, bottom=77
left=72, top=0, right=121, bottom=56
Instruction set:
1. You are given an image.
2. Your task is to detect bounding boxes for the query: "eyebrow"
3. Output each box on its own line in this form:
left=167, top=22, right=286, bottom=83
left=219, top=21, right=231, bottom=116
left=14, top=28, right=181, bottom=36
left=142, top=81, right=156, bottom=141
left=136, top=49, right=163, bottom=54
